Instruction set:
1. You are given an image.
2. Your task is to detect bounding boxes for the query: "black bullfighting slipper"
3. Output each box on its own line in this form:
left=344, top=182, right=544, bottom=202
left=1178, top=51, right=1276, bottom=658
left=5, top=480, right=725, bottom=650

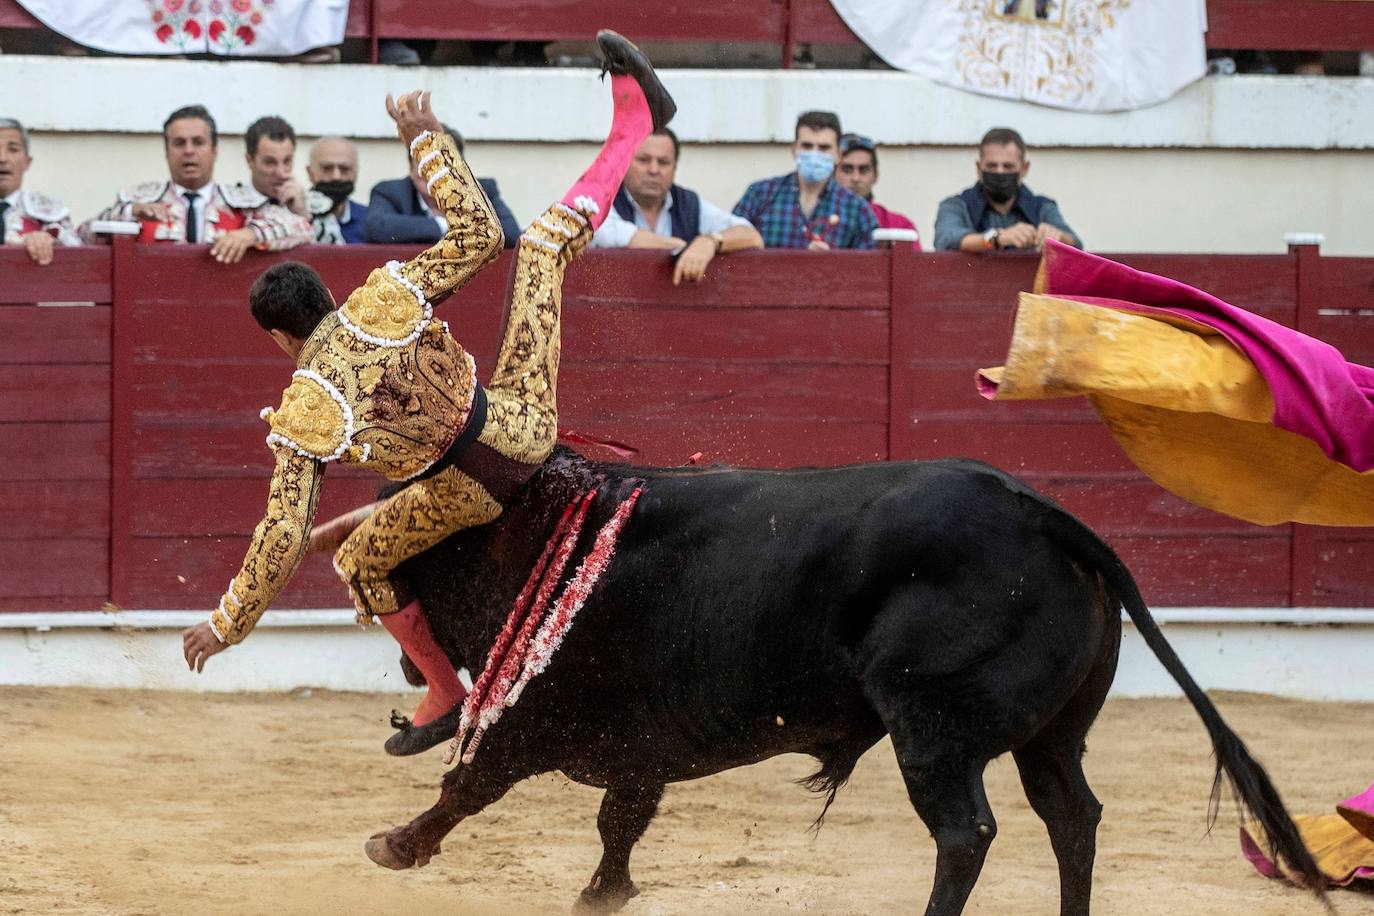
left=595, top=29, right=676, bottom=131
left=384, top=704, right=463, bottom=757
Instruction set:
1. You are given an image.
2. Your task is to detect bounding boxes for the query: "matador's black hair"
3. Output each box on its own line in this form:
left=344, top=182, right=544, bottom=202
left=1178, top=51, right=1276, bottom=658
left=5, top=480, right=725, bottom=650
left=249, top=261, right=333, bottom=339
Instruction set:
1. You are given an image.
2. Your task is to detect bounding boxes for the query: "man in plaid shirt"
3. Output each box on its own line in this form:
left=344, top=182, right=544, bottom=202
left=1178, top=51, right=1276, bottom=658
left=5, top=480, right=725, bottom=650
left=732, top=110, right=877, bottom=250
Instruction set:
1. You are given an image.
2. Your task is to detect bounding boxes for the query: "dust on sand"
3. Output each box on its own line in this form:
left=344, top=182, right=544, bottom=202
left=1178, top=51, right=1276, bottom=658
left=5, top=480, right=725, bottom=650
left=2, top=688, right=1371, bottom=915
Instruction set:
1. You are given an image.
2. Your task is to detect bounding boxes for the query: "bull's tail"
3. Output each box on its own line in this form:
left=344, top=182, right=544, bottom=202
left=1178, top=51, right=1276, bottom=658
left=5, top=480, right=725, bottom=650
left=1037, top=499, right=1329, bottom=900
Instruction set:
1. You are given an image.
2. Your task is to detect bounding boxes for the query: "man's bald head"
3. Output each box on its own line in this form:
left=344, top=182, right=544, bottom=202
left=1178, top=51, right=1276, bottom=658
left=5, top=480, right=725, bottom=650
left=307, top=136, right=359, bottom=184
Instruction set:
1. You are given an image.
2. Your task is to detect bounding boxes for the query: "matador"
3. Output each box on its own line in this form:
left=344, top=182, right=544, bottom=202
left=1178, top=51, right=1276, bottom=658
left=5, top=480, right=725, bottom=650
left=181, top=31, right=675, bottom=756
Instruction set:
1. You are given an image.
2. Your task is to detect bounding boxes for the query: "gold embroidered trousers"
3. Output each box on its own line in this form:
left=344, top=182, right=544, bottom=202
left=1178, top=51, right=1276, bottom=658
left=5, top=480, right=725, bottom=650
left=334, top=202, right=592, bottom=620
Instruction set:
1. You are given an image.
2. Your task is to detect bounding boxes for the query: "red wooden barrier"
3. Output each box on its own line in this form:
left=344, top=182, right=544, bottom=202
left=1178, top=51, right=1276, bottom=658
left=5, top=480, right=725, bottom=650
left=3, top=241, right=1372, bottom=613
left=1, top=248, right=113, bottom=611
left=371, top=0, right=785, bottom=44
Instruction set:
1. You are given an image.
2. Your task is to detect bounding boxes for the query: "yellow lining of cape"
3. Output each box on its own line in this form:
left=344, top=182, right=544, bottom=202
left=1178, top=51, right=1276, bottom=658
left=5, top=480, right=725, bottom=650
left=979, top=294, right=1374, bottom=527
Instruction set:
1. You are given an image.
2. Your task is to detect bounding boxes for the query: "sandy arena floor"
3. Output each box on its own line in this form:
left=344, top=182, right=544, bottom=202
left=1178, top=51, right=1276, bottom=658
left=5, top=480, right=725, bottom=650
left=2, top=687, right=1372, bottom=915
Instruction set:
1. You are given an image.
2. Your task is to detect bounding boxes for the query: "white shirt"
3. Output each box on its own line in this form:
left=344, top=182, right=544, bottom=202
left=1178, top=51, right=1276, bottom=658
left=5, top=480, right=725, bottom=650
left=591, top=188, right=751, bottom=248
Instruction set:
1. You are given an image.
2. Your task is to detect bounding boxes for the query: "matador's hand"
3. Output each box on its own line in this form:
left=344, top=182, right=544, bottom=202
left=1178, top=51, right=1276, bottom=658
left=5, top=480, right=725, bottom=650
left=182, top=621, right=228, bottom=673
left=210, top=227, right=257, bottom=264
left=386, top=90, right=443, bottom=149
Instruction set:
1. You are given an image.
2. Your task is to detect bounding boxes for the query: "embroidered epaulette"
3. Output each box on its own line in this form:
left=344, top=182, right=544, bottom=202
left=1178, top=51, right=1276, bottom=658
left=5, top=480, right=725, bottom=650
left=119, top=181, right=168, bottom=204
left=221, top=182, right=269, bottom=210
left=261, top=370, right=356, bottom=462
left=306, top=189, right=335, bottom=217
left=19, top=190, right=69, bottom=223
left=337, top=261, right=434, bottom=348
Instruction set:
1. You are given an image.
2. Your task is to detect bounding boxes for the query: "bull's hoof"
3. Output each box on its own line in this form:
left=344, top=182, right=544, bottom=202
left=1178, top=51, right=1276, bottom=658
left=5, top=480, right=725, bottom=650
left=573, top=876, right=640, bottom=913
left=384, top=705, right=463, bottom=757
left=365, top=830, right=420, bottom=870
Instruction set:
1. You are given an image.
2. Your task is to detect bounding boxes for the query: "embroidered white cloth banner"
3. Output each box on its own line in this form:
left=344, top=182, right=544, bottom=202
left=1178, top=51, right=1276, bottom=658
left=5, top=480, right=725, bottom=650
left=17, top=0, right=348, bottom=56
left=828, top=0, right=1208, bottom=112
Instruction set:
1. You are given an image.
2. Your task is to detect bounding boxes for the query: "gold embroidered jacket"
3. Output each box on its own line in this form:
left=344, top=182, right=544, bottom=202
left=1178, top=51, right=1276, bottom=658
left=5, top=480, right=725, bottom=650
left=209, top=131, right=505, bottom=644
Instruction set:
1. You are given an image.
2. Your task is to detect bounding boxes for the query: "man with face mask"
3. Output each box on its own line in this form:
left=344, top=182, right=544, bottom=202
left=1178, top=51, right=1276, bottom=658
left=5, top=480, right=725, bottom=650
left=305, top=136, right=369, bottom=245
left=933, top=127, right=1081, bottom=253
left=732, top=110, right=877, bottom=250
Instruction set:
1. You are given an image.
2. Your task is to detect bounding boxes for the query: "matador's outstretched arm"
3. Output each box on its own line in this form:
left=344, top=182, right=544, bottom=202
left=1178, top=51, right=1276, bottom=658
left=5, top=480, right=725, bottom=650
left=209, top=448, right=325, bottom=645
left=388, top=90, right=506, bottom=303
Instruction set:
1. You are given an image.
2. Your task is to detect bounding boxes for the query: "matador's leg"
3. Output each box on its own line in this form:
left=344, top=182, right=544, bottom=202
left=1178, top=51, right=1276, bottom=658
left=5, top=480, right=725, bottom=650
left=480, top=31, right=672, bottom=467
left=333, top=465, right=502, bottom=754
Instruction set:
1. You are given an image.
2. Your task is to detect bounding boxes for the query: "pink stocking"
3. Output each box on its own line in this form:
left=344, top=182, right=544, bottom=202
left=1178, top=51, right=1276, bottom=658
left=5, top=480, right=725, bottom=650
left=380, top=599, right=465, bottom=726
left=559, top=74, right=653, bottom=230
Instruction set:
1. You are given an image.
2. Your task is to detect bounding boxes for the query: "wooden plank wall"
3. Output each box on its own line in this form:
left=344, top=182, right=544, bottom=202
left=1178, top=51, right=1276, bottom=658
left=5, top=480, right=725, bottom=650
left=1295, top=248, right=1374, bottom=606
left=112, top=245, right=889, bottom=609
left=1, top=249, right=113, bottom=611
left=2, top=243, right=1371, bottom=611
left=888, top=251, right=1311, bottom=608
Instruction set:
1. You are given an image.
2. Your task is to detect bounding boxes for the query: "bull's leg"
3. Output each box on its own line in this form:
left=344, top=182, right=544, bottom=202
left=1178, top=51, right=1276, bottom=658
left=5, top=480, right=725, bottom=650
left=575, top=782, right=665, bottom=914
left=365, top=763, right=520, bottom=870
left=1012, top=739, right=1101, bottom=916
left=890, top=735, right=997, bottom=916
left=1011, top=622, right=1115, bottom=916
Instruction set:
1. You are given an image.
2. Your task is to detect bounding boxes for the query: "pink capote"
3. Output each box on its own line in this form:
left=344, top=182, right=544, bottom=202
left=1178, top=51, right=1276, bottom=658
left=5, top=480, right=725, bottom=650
left=1035, top=240, right=1374, bottom=472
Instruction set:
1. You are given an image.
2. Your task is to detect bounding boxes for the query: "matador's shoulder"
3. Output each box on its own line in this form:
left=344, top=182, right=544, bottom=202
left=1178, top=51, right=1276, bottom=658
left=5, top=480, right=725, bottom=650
left=260, top=369, right=368, bottom=464
left=220, top=182, right=269, bottom=210
left=118, top=181, right=169, bottom=204
left=336, top=260, right=435, bottom=348
left=19, top=189, right=70, bottom=222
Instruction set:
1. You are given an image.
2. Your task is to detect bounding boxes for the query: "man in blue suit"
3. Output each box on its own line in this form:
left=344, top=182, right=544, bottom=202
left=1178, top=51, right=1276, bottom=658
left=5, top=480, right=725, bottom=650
left=364, top=124, right=519, bottom=246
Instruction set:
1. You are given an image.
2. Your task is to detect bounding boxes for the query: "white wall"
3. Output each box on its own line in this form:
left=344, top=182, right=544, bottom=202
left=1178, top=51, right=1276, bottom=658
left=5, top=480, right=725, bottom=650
left=4, top=610, right=1373, bottom=700
left=5, top=56, right=1374, bottom=254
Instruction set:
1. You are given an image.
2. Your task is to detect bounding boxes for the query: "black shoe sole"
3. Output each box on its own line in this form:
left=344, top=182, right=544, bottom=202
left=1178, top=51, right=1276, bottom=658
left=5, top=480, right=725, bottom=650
left=383, top=705, right=463, bottom=757
left=595, top=29, right=677, bottom=131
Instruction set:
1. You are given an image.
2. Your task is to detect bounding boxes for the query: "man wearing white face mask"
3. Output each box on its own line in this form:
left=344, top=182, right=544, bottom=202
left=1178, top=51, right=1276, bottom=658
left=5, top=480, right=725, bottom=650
left=732, top=110, right=877, bottom=250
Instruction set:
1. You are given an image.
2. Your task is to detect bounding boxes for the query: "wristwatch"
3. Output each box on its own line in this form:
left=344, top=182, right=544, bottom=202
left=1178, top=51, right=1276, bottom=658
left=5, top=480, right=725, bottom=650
left=710, top=231, right=725, bottom=253
left=982, top=227, right=1001, bottom=250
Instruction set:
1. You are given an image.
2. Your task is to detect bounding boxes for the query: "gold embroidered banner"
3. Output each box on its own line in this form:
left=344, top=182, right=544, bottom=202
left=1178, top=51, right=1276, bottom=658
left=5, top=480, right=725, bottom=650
left=828, top=0, right=1209, bottom=112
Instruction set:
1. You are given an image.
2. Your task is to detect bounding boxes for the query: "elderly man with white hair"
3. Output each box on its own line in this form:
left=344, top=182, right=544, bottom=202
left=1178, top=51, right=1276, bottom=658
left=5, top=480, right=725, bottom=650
left=0, top=117, right=82, bottom=265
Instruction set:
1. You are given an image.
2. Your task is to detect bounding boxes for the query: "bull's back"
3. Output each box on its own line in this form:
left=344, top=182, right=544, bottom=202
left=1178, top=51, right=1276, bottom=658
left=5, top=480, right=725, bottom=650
left=534, top=458, right=1073, bottom=782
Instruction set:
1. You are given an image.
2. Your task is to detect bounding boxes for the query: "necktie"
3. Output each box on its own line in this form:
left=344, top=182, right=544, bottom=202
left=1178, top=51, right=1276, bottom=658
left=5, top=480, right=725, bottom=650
left=184, top=191, right=200, bottom=243
left=0, top=200, right=10, bottom=236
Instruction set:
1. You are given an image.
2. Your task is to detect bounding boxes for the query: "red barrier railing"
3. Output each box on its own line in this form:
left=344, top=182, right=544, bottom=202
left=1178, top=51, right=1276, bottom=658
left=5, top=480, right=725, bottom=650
left=4, top=240, right=1372, bottom=612
left=3, top=0, right=1372, bottom=65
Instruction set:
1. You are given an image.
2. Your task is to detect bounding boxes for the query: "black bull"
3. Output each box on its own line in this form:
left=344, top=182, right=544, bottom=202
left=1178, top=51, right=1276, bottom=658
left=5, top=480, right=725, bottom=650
left=363, top=447, right=1322, bottom=914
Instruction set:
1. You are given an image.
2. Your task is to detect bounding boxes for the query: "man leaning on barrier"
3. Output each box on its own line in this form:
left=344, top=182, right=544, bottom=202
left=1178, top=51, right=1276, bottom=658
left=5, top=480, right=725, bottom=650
left=0, top=117, right=81, bottom=266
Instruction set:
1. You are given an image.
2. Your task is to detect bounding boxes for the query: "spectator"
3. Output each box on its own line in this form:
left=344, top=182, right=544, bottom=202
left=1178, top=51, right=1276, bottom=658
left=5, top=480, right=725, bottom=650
left=591, top=128, right=763, bottom=284
left=733, top=111, right=877, bottom=250
left=363, top=123, right=519, bottom=246
left=305, top=136, right=368, bottom=245
left=836, top=133, right=921, bottom=250
left=0, top=117, right=81, bottom=265
left=243, top=115, right=310, bottom=219
left=79, top=105, right=311, bottom=263
left=933, top=127, right=1081, bottom=253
